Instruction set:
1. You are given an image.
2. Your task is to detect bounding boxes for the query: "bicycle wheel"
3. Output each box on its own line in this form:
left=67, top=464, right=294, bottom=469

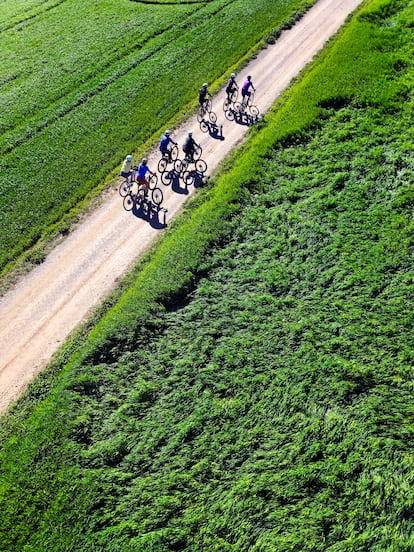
left=161, top=170, right=173, bottom=186
left=193, top=144, right=202, bottom=161
left=209, top=111, right=217, bottom=124
left=174, top=159, right=183, bottom=173
left=197, top=109, right=205, bottom=123
left=223, top=98, right=231, bottom=112
left=148, top=173, right=158, bottom=190
left=183, top=171, right=195, bottom=187
left=151, top=187, right=163, bottom=206
left=170, top=144, right=178, bottom=161
left=200, top=119, right=209, bottom=133
left=225, top=108, right=235, bottom=121
left=119, top=179, right=131, bottom=197
left=234, top=101, right=244, bottom=114
left=123, top=193, right=134, bottom=211
left=249, top=105, right=259, bottom=117
left=195, top=159, right=207, bottom=174
left=158, top=157, right=168, bottom=173
left=175, top=158, right=189, bottom=173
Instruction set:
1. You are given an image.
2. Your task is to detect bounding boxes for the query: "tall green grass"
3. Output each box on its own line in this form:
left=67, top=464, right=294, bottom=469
left=0, top=0, right=314, bottom=273
left=1, top=0, right=414, bottom=549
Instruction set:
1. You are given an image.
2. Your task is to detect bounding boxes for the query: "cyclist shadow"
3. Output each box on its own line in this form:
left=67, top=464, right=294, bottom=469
left=171, top=167, right=206, bottom=193
left=131, top=199, right=167, bottom=229
left=192, top=171, right=205, bottom=189
left=234, top=112, right=257, bottom=127
left=170, top=171, right=190, bottom=195
left=200, top=120, right=224, bottom=140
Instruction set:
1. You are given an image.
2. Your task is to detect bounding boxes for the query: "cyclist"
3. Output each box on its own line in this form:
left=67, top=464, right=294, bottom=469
left=120, top=154, right=135, bottom=181
left=159, top=130, right=177, bottom=162
left=136, top=158, right=155, bottom=196
left=241, top=75, right=255, bottom=106
left=199, top=83, right=211, bottom=109
left=225, top=73, right=238, bottom=101
left=183, top=131, right=198, bottom=163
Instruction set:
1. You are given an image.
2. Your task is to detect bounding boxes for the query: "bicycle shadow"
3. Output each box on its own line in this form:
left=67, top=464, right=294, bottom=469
left=131, top=199, right=167, bottom=229
left=234, top=111, right=259, bottom=127
left=170, top=171, right=190, bottom=195
left=225, top=104, right=260, bottom=127
left=192, top=171, right=205, bottom=188
left=199, top=119, right=225, bottom=140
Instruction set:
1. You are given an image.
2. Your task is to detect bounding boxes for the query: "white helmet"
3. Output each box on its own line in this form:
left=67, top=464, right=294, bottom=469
left=203, top=83, right=208, bottom=88
left=165, top=130, right=171, bottom=136
left=231, top=73, right=236, bottom=78
left=126, top=155, right=132, bottom=161
left=188, top=131, right=193, bottom=136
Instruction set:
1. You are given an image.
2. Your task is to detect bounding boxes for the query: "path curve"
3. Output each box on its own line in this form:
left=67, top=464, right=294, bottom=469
left=0, top=0, right=362, bottom=413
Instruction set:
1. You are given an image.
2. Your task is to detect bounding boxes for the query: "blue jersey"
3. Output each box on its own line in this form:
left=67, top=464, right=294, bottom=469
left=160, top=135, right=172, bottom=152
left=137, top=164, right=150, bottom=179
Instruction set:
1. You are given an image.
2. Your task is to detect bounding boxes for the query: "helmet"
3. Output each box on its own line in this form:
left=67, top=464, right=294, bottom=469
left=203, top=83, right=208, bottom=88
left=126, top=155, right=132, bottom=161
left=231, top=73, right=236, bottom=78
left=142, top=158, right=148, bottom=164
left=165, top=130, right=171, bottom=136
left=188, top=131, right=193, bottom=136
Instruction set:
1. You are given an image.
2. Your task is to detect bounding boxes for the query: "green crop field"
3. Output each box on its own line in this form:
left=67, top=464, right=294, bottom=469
left=0, top=0, right=314, bottom=274
left=1, top=0, right=414, bottom=550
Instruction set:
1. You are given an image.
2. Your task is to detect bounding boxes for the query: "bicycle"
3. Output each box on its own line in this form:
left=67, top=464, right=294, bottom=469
left=197, top=98, right=213, bottom=123
left=198, top=109, right=217, bottom=125
left=223, top=86, right=238, bottom=111
left=182, top=158, right=208, bottom=187
left=157, top=144, right=179, bottom=173
left=123, top=181, right=163, bottom=212
left=237, top=90, right=259, bottom=117
left=174, top=144, right=203, bottom=174
left=118, top=165, right=137, bottom=197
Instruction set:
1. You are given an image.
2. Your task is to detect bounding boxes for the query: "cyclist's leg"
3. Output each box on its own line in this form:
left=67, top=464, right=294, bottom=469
left=137, top=177, right=149, bottom=195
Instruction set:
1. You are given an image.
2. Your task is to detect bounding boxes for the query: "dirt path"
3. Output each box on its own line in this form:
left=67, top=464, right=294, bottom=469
left=0, top=0, right=362, bottom=413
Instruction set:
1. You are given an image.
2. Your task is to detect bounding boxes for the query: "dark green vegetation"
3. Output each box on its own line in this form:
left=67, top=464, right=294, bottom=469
left=1, top=0, right=414, bottom=549
left=0, top=0, right=313, bottom=274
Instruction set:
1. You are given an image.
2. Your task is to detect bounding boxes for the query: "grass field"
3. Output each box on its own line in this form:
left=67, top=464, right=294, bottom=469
left=1, top=0, right=414, bottom=549
left=0, top=0, right=314, bottom=274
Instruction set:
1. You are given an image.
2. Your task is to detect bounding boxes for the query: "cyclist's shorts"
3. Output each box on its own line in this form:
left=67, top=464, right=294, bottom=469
left=120, top=171, right=131, bottom=178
